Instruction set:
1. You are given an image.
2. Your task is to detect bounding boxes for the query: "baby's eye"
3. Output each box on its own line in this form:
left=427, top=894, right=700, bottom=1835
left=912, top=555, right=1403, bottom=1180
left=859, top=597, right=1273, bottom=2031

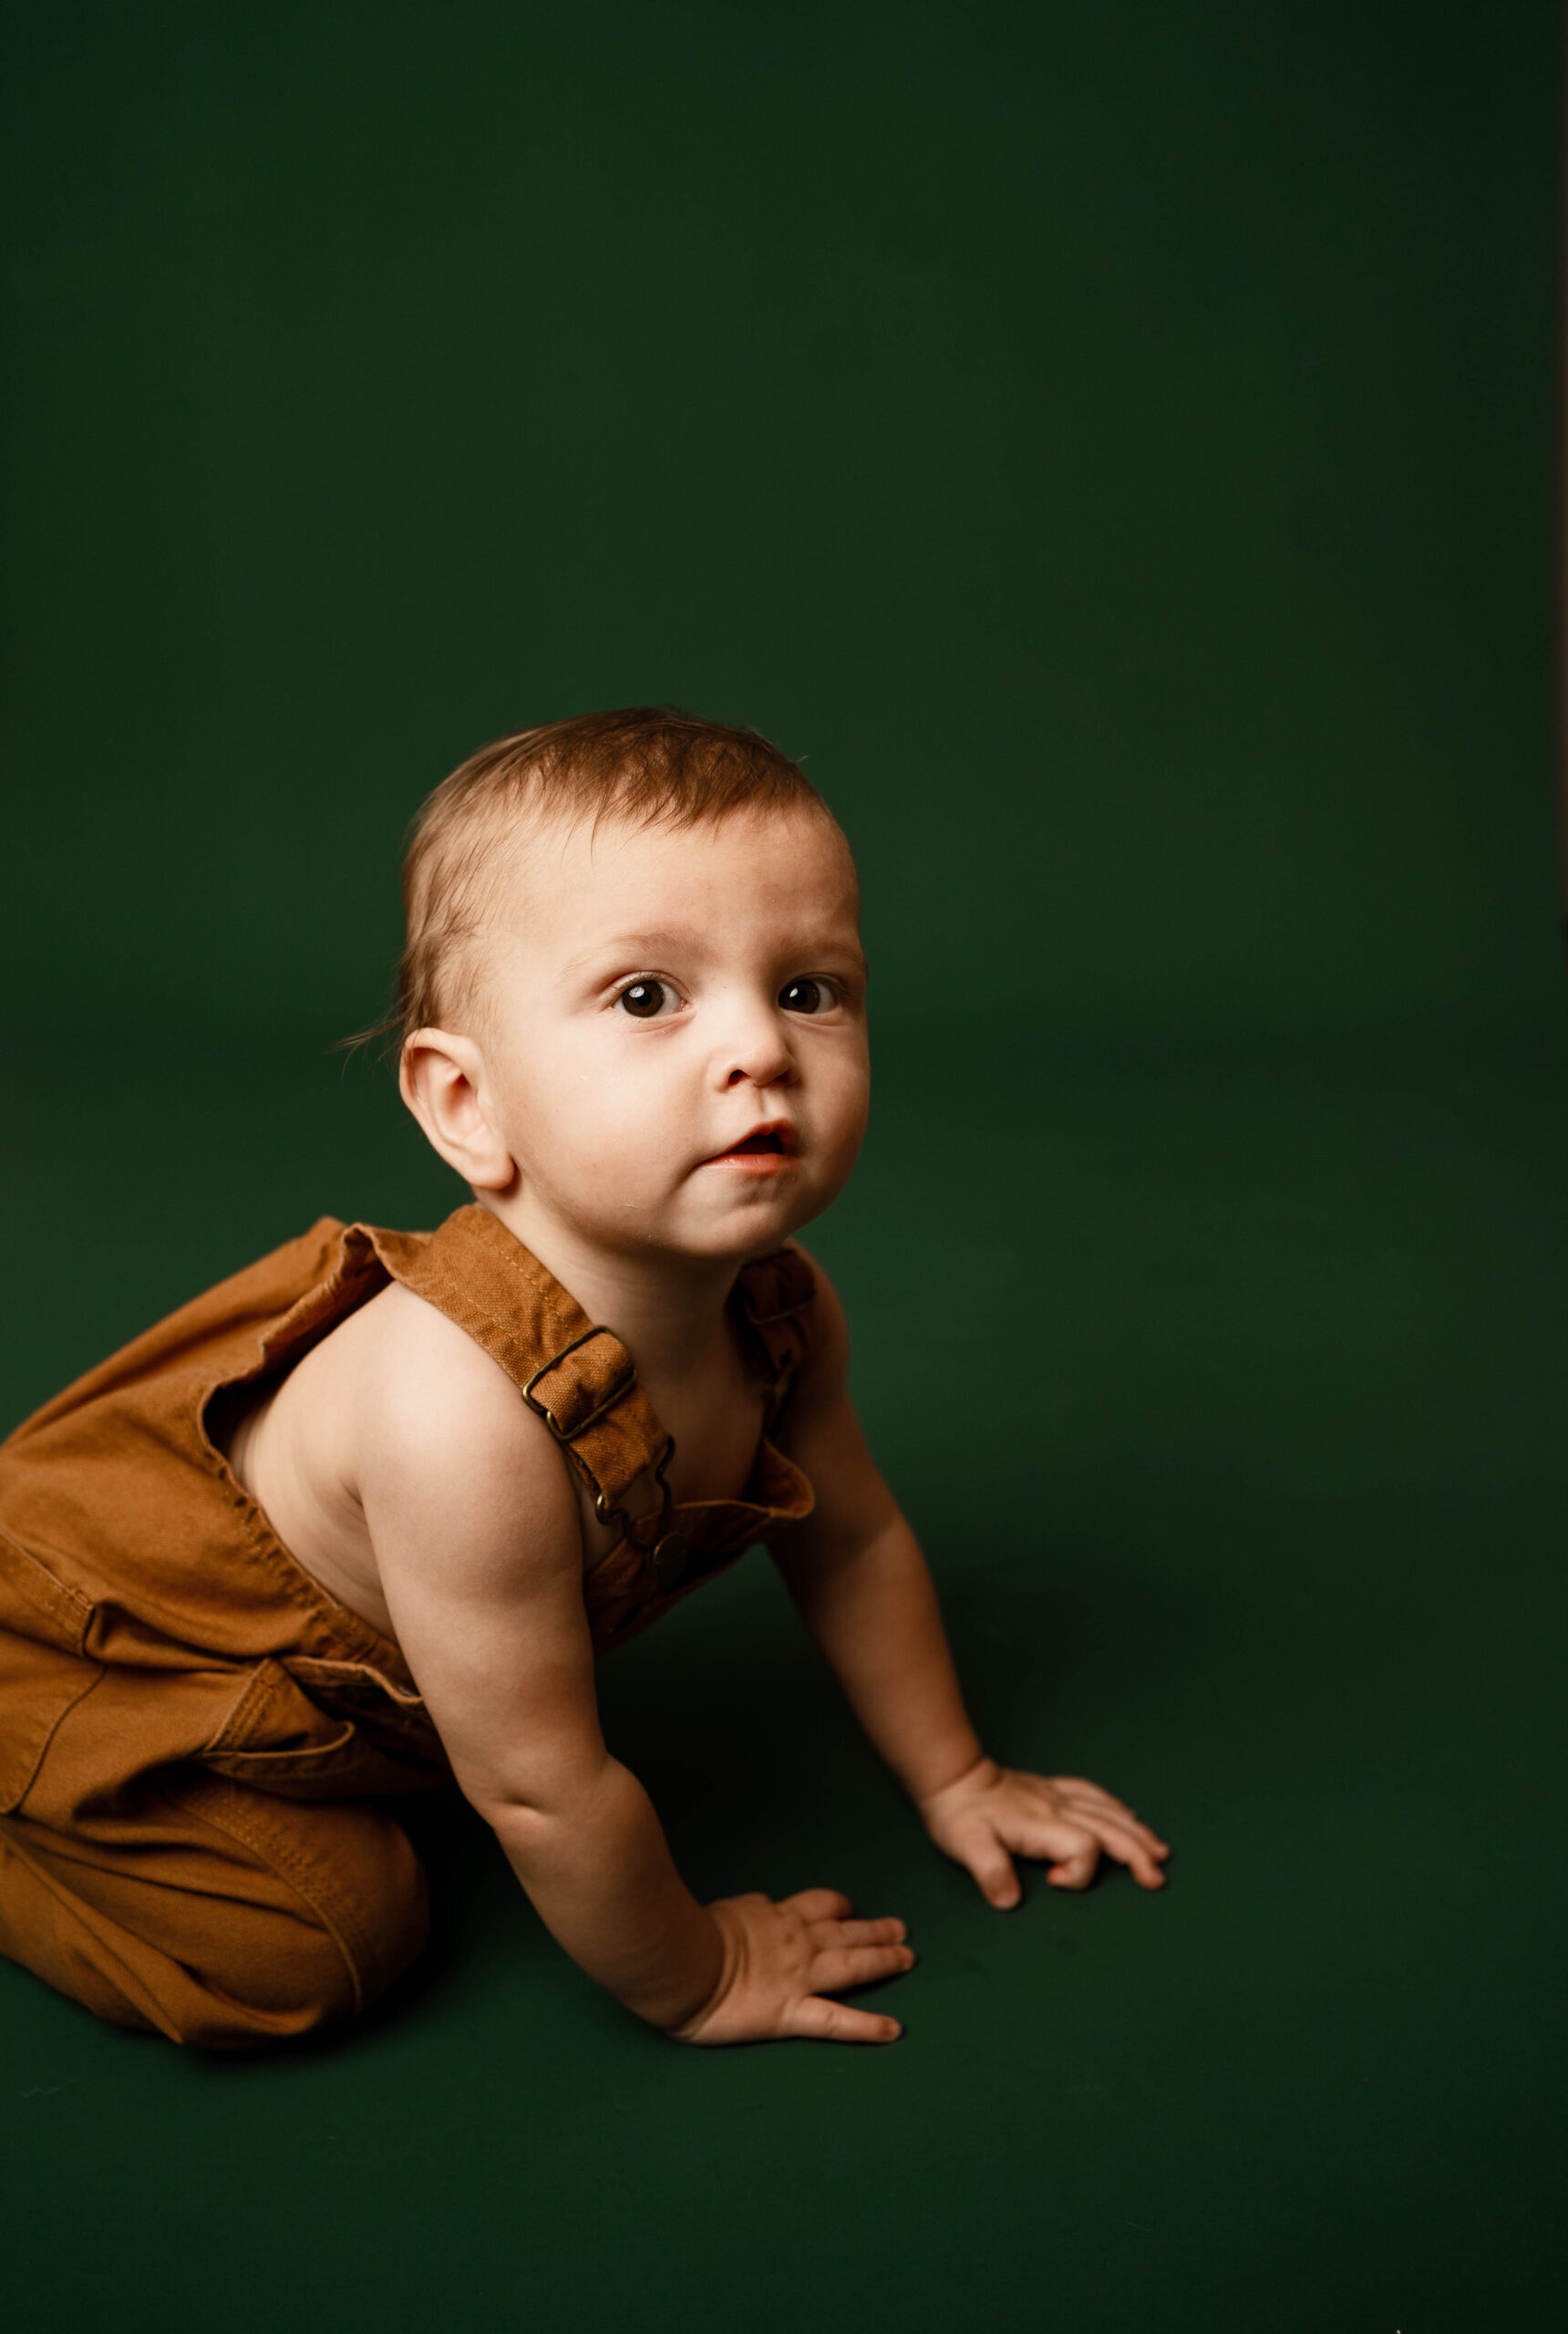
left=616, top=978, right=681, bottom=1020
left=779, top=976, right=834, bottom=1016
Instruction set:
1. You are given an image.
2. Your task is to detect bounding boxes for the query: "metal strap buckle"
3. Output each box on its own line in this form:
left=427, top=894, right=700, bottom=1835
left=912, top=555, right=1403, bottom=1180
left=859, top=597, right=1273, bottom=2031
left=521, top=1326, right=636, bottom=1444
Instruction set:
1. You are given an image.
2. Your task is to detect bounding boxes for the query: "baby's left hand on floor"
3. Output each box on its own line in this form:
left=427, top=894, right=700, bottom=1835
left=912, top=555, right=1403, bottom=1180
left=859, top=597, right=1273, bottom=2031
left=917, top=1758, right=1170, bottom=1905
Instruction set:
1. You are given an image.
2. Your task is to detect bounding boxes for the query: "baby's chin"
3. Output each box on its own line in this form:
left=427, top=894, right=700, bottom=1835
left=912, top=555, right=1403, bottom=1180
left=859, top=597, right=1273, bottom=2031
left=585, top=1182, right=821, bottom=1267
left=629, top=1211, right=809, bottom=1268
left=688, top=1155, right=861, bottom=1255
left=519, top=1142, right=851, bottom=1266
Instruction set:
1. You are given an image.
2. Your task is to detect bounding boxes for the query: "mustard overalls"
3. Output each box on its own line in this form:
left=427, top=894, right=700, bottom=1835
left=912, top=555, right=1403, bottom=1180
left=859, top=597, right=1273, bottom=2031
left=0, top=1203, right=814, bottom=2046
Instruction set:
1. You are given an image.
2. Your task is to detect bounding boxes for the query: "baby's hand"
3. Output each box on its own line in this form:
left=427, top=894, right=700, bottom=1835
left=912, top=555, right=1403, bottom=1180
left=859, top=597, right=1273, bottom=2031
left=670, top=1889, right=913, bottom=2046
left=918, top=1757, right=1170, bottom=1905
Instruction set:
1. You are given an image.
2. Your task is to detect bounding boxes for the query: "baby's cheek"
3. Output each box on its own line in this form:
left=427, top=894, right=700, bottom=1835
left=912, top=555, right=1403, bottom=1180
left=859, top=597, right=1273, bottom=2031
left=521, top=1051, right=676, bottom=1177
left=573, top=1106, right=687, bottom=1211
left=813, top=1096, right=871, bottom=1193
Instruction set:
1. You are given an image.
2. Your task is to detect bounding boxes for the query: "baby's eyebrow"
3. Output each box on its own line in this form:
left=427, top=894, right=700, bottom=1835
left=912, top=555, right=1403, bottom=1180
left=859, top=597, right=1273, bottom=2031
left=556, top=926, right=868, bottom=987
left=558, top=927, right=709, bottom=977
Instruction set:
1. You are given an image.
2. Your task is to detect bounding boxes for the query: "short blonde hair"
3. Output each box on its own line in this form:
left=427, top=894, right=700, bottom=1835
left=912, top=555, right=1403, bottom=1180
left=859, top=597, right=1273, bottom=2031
left=390, top=706, right=840, bottom=1046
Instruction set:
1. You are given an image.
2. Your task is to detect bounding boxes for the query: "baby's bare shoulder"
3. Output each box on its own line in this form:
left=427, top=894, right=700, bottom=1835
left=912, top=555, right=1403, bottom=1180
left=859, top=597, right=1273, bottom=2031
left=335, top=1286, right=594, bottom=1777
left=347, top=1280, right=573, bottom=1531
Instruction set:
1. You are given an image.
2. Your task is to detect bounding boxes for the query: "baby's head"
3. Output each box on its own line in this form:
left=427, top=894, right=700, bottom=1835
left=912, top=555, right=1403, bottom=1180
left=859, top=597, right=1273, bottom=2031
left=396, top=709, right=870, bottom=1268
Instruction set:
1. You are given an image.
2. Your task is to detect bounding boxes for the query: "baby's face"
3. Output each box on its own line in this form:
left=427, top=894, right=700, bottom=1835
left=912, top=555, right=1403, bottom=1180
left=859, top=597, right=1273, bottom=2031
left=472, top=804, right=870, bottom=1265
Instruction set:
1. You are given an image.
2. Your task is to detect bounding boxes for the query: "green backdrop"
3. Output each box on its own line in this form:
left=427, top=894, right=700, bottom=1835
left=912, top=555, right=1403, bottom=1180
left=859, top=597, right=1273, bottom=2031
left=2, top=5, right=1563, bottom=2329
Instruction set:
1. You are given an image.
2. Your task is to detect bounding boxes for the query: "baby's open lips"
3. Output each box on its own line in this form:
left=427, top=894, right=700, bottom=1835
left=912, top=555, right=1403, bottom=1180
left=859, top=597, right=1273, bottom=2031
left=706, top=1122, right=799, bottom=1162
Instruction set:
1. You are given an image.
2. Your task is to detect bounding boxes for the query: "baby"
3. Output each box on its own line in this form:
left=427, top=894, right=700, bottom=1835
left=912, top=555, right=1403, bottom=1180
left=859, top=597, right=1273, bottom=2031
left=0, top=708, right=1166, bottom=2049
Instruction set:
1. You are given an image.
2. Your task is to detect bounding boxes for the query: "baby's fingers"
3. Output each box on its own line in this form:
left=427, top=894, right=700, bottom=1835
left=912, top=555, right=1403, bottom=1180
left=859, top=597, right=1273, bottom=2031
left=1045, top=1836, right=1101, bottom=1890
left=1055, top=1784, right=1170, bottom=1859
left=956, top=1827, right=1022, bottom=1910
left=810, top=1916, right=906, bottom=1952
left=787, top=1995, right=903, bottom=2044
left=810, top=1938, right=915, bottom=1996
left=1090, top=1820, right=1167, bottom=1890
left=780, top=1886, right=854, bottom=1924
left=1039, top=1813, right=1163, bottom=1890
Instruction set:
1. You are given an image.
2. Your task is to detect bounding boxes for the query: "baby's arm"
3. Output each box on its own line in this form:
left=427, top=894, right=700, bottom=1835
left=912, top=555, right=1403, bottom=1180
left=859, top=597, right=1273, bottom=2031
left=356, top=1293, right=912, bottom=2041
left=769, top=1265, right=1170, bottom=1903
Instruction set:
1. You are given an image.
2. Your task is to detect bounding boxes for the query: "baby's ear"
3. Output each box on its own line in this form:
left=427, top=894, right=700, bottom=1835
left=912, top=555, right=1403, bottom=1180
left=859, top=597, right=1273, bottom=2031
left=399, top=1028, right=515, bottom=1191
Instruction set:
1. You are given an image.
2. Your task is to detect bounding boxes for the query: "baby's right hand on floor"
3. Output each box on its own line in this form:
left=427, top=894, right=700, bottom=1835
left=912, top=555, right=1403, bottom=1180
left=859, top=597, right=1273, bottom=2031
left=669, top=1888, right=913, bottom=2046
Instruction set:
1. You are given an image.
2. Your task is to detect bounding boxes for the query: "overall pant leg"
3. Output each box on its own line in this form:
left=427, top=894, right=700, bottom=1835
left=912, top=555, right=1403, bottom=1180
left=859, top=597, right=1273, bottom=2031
left=0, top=1581, right=430, bottom=2049
left=0, top=1761, right=429, bottom=2049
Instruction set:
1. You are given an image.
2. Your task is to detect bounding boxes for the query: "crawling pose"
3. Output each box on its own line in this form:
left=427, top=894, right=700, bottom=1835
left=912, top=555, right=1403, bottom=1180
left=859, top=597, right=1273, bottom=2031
left=0, top=709, right=1166, bottom=2048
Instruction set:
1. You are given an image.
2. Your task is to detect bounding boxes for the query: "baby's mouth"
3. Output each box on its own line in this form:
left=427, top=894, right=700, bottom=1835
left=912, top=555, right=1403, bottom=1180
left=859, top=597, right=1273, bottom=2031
left=707, top=1123, right=799, bottom=1163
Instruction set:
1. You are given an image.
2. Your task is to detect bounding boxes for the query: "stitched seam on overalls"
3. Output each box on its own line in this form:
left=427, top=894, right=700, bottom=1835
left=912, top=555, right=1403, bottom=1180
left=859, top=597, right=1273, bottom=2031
left=205, top=1733, right=360, bottom=1777
left=0, top=1526, right=97, bottom=1653
left=0, top=1825, right=189, bottom=2042
left=445, top=1208, right=569, bottom=1309
left=201, top=1661, right=368, bottom=1772
left=203, top=1659, right=282, bottom=1755
left=10, top=1661, right=108, bottom=1819
left=156, top=1777, right=376, bottom=2012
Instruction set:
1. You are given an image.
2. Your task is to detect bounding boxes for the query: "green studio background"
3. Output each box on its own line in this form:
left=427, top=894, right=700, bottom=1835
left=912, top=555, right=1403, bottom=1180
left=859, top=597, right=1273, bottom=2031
left=2, top=5, right=1563, bottom=2331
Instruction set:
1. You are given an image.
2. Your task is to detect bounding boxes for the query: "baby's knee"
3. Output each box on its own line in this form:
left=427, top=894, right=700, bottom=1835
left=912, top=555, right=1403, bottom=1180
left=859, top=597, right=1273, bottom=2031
left=151, top=1778, right=432, bottom=2048
left=2, top=1808, right=427, bottom=2049
left=193, top=1839, right=430, bottom=2048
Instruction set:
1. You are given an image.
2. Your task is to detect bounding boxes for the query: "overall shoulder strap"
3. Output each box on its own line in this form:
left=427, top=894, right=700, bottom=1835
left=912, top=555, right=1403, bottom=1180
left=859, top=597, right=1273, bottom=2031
left=369, top=1206, right=672, bottom=1539
left=733, top=1245, right=818, bottom=1432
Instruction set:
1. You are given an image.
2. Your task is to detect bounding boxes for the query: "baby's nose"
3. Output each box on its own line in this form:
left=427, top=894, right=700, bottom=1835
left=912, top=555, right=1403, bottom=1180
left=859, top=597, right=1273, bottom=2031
left=724, top=1049, right=793, bottom=1089
left=720, top=1016, right=795, bottom=1089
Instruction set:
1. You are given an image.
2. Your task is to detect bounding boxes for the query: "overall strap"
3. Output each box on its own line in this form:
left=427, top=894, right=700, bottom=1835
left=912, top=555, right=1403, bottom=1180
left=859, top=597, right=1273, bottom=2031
left=369, top=1206, right=674, bottom=1545
left=732, top=1245, right=817, bottom=1432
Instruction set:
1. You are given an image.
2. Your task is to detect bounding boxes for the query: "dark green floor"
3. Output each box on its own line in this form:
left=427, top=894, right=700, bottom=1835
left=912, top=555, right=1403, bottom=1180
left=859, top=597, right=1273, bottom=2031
left=3, top=1020, right=1563, bottom=2329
